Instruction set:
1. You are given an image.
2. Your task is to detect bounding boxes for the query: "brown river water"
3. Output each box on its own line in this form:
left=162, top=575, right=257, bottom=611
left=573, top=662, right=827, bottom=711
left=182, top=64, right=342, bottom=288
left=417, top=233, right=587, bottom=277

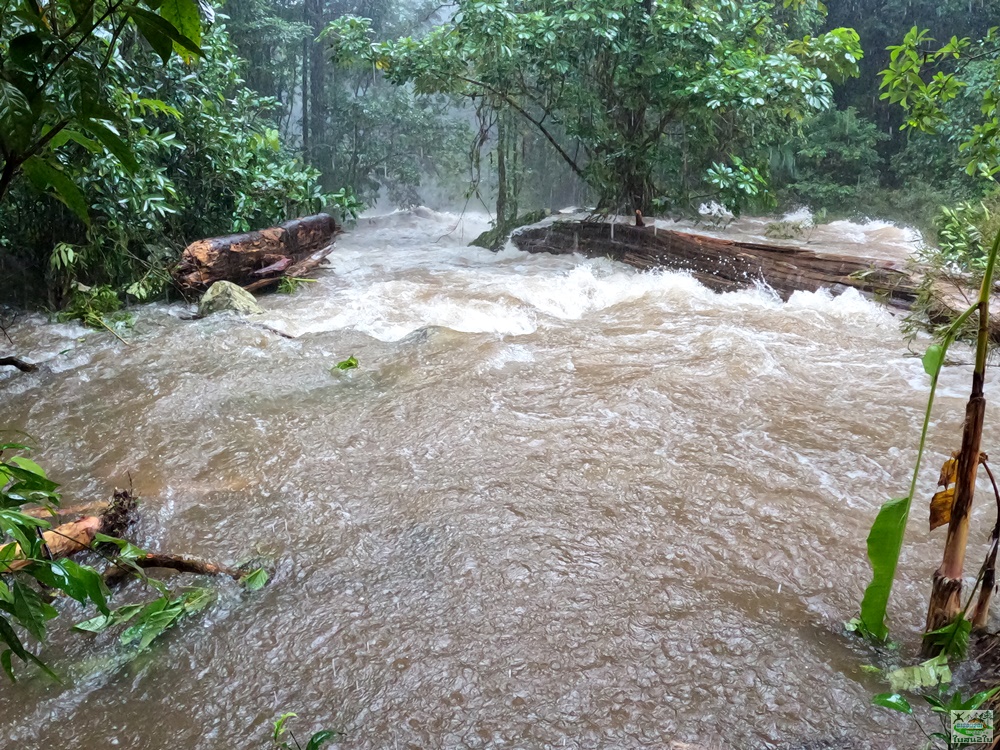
left=0, top=208, right=995, bottom=749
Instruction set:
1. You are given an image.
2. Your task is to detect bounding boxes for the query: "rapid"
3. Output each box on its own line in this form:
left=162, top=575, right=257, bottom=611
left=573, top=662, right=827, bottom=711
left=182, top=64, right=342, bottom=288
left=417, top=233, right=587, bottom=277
left=0, top=208, right=991, bottom=749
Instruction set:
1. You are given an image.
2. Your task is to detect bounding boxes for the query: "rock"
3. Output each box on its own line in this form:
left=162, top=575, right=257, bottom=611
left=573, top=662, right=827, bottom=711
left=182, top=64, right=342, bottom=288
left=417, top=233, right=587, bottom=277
left=198, top=281, right=263, bottom=317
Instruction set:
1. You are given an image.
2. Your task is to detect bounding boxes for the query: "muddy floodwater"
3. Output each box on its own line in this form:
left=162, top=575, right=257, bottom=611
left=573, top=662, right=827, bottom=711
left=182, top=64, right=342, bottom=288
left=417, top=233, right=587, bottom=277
left=0, top=209, right=995, bottom=749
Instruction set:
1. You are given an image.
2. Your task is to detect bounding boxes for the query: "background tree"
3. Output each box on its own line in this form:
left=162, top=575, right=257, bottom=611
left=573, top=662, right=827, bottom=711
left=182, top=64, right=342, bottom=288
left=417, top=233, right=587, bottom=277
left=324, top=0, right=863, bottom=215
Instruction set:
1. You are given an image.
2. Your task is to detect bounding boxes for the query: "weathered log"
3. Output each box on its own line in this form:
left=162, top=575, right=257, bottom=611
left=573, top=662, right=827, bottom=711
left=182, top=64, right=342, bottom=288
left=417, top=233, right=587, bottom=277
left=512, top=220, right=920, bottom=309
left=242, top=244, right=336, bottom=293
left=104, top=553, right=241, bottom=586
left=173, top=214, right=341, bottom=294
left=0, top=356, right=37, bottom=372
left=2, top=516, right=102, bottom=572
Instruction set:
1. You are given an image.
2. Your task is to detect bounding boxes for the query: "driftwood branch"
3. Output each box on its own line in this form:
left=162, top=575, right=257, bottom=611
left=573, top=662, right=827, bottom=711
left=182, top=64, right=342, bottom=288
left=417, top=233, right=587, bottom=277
left=0, top=356, right=37, bottom=372
left=104, top=553, right=242, bottom=586
left=242, top=243, right=336, bottom=293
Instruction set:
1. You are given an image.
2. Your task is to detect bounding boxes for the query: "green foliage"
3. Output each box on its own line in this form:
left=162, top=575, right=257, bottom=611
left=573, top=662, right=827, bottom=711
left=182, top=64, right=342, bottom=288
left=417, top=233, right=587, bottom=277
left=272, top=713, right=339, bottom=750
left=325, top=0, right=862, bottom=213
left=873, top=680, right=1000, bottom=749
left=240, top=567, right=268, bottom=590
left=0, top=444, right=106, bottom=680
left=0, top=20, right=332, bottom=301
left=856, top=302, right=980, bottom=640
left=333, top=355, right=358, bottom=371
left=0, top=0, right=205, bottom=216
left=934, top=202, right=990, bottom=272
left=773, top=108, right=887, bottom=213
left=277, top=277, right=318, bottom=295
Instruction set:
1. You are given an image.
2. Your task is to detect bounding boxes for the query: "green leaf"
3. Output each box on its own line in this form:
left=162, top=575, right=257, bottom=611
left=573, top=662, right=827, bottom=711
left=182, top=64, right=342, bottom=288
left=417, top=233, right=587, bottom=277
left=7, top=33, right=43, bottom=70
left=334, top=355, right=359, bottom=371
left=872, top=692, right=912, bottom=714
left=273, top=713, right=297, bottom=741
left=9, top=456, right=46, bottom=479
left=158, top=0, right=202, bottom=60
left=241, top=568, right=268, bottom=591
left=924, top=613, right=972, bottom=658
left=68, top=0, right=94, bottom=26
left=1, top=649, right=14, bottom=682
left=11, top=581, right=57, bottom=642
left=858, top=496, right=910, bottom=641
left=922, top=344, right=944, bottom=377
left=887, top=654, right=952, bottom=692
left=20, top=157, right=90, bottom=226
left=306, top=730, right=339, bottom=750
left=81, top=120, right=139, bottom=175
left=128, top=6, right=202, bottom=63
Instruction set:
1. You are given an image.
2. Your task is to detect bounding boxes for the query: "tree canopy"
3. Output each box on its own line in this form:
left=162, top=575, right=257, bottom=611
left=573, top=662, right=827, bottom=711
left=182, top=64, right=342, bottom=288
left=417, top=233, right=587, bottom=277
left=325, top=0, right=862, bottom=213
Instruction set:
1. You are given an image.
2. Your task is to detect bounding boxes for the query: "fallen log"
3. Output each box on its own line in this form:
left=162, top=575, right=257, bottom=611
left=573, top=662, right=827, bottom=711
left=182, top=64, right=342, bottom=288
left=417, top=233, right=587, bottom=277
left=2, top=516, right=102, bottom=572
left=512, top=220, right=920, bottom=309
left=0, top=356, right=37, bottom=372
left=173, top=214, right=341, bottom=294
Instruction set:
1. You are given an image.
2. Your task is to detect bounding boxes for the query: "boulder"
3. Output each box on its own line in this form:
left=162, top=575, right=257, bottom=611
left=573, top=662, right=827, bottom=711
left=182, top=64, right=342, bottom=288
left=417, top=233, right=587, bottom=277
left=198, top=281, right=263, bottom=317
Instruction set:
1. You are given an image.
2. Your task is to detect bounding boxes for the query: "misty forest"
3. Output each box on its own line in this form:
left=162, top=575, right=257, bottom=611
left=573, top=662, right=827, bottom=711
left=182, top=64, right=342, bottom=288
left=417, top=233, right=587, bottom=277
left=3, top=0, right=1000, bottom=748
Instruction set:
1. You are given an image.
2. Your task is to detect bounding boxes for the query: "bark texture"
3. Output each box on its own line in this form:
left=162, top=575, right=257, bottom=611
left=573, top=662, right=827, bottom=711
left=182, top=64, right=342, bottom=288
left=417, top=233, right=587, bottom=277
left=173, top=214, right=340, bottom=293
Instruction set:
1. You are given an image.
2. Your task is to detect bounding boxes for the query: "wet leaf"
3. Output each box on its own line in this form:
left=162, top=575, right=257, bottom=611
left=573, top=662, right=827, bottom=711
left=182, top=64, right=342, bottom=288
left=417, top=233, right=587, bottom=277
left=334, top=355, right=359, bottom=371
left=938, top=454, right=958, bottom=486
left=859, top=496, right=911, bottom=641
left=873, top=692, right=912, bottom=714
left=241, top=568, right=268, bottom=591
left=930, top=486, right=955, bottom=530
left=887, top=653, right=952, bottom=692
left=923, top=344, right=945, bottom=376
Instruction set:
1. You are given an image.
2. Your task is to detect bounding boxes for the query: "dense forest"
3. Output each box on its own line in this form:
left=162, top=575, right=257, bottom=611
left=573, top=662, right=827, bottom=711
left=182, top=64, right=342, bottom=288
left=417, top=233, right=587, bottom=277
left=1, top=0, right=998, bottom=307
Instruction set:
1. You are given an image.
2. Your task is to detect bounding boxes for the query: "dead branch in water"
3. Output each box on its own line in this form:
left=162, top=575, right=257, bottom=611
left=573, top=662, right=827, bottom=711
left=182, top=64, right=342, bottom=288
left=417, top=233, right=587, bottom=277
left=0, top=356, right=37, bottom=372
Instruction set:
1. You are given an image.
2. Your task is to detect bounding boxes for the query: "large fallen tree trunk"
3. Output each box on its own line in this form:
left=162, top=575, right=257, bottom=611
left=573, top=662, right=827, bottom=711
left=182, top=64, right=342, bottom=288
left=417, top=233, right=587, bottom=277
left=513, top=220, right=920, bottom=309
left=173, top=214, right=341, bottom=294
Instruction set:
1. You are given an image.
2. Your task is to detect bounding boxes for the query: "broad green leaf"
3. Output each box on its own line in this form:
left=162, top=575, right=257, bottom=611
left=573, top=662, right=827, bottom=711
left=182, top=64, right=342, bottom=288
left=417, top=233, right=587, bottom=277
left=11, top=581, right=57, bottom=642
left=128, top=6, right=202, bottom=62
left=20, top=157, right=90, bottom=226
left=9, top=456, right=46, bottom=479
left=872, top=693, right=912, bottom=714
left=922, top=344, right=944, bottom=377
left=81, top=121, right=140, bottom=174
left=305, top=730, right=339, bottom=750
left=241, top=568, right=268, bottom=591
left=887, top=654, right=952, bottom=692
left=858, top=495, right=910, bottom=641
left=158, top=0, right=202, bottom=60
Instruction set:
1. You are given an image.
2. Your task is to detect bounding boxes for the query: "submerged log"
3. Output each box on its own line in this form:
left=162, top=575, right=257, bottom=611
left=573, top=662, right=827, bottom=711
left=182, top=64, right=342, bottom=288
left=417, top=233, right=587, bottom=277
left=104, top=553, right=241, bottom=586
left=173, top=214, right=341, bottom=294
left=512, top=220, right=920, bottom=309
left=0, top=356, right=38, bottom=372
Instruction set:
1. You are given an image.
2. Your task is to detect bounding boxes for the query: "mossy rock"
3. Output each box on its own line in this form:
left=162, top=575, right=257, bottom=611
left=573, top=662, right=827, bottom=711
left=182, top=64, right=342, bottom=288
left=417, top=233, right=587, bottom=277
left=471, top=209, right=551, bottom=251
left=198, top=281, right=263, bottom=317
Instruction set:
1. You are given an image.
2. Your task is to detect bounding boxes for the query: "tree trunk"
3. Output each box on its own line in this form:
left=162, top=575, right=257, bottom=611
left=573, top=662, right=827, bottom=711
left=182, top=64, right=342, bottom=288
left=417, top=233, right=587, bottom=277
left=512, top=220, right=919, bottom=308
left=173, top=213, right=340, bottom=294
left=924, top=301, right=990, bottom=653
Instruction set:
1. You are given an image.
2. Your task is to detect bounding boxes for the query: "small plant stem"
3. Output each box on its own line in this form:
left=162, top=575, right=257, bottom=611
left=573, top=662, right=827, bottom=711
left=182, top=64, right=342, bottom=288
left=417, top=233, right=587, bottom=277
left=972, top=457, right=1000, bottom=630
left=924, top=228, right=1000, bottom=654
